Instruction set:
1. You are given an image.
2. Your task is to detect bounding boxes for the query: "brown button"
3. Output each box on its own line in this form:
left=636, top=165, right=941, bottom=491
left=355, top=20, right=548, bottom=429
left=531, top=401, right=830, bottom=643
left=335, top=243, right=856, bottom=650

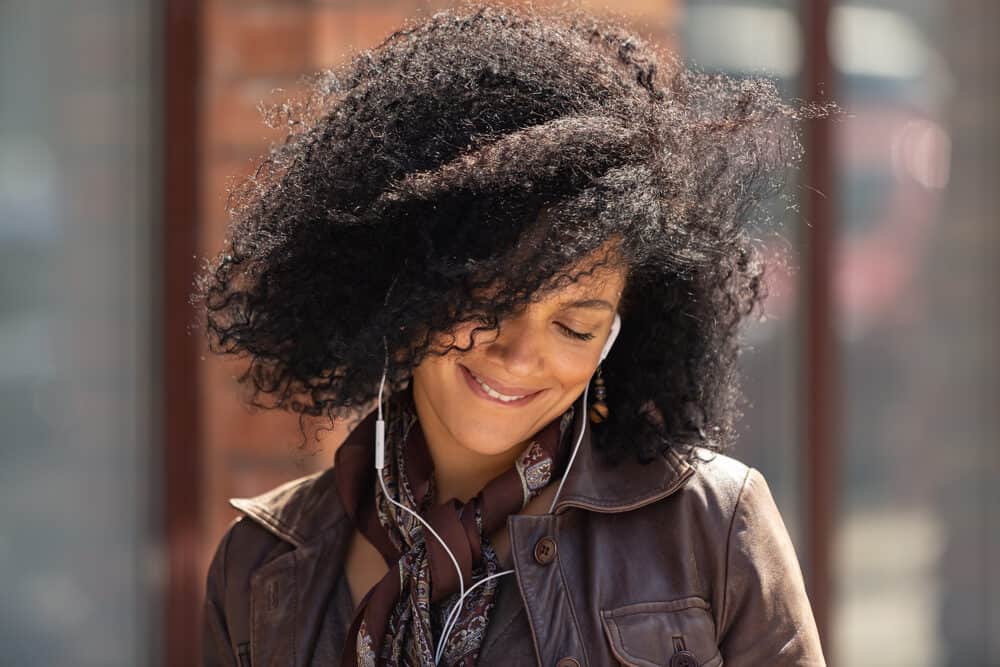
left=555, top=658, right=580, bottom=667
left=533, top=536, right=558, bottom=564
left=670, top=650, right=699, bottom=667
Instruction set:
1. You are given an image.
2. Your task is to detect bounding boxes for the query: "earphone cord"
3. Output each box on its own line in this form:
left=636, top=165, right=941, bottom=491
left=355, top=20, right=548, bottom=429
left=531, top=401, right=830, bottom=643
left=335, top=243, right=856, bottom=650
left=375, top=338, right=467, bottom=663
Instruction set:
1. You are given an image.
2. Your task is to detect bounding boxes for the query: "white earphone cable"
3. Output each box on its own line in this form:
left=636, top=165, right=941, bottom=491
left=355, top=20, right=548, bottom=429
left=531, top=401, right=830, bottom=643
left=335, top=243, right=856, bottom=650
left=376, top=340, right=467, bottom=606
left=434, top=568, right=515, bottom=663
left=548, top=381, right=588, bottom=515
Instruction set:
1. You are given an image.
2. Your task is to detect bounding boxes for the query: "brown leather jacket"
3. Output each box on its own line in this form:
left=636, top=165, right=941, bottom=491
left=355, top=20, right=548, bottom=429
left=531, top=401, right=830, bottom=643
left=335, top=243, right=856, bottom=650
left=202, top=412, right=826, bottom=666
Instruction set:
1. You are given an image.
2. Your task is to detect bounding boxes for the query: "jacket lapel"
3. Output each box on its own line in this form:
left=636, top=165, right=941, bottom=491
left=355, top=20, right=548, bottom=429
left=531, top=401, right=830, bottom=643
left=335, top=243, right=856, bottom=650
left=552, top=401, right=696, bottom=515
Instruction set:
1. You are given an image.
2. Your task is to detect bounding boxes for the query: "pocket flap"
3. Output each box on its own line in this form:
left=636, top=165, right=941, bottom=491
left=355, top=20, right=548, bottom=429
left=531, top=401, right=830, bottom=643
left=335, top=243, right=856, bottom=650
left=600, top=597, right=723, bottom=667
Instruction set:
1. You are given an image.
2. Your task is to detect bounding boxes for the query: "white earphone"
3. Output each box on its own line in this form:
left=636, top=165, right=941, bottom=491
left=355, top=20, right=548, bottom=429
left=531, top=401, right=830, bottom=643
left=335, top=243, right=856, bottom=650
left=600, top=311, right=621, bottom=363
left=373, top=311, right=622, bottom=663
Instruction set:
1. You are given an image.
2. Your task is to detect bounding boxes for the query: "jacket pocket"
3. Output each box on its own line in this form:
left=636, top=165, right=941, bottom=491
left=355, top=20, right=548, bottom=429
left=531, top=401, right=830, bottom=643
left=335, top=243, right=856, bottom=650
left=600, top=597, right=723, bottom=667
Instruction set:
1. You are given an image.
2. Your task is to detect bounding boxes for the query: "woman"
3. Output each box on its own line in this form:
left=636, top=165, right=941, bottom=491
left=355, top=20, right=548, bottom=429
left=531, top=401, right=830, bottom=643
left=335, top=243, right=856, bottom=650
left=196, top=3, right=826, bottom=665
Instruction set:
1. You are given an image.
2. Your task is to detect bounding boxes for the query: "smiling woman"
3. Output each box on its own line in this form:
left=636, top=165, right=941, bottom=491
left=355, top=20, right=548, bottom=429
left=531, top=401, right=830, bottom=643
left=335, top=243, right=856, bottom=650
left=192, top=2, right=827, bottom=665
left=413, top=244, right=627, bottom=504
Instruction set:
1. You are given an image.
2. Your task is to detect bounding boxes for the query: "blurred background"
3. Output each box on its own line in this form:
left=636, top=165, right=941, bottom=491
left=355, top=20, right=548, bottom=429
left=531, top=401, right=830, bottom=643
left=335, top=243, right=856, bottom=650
left=1, top=0, right=996, bottom=664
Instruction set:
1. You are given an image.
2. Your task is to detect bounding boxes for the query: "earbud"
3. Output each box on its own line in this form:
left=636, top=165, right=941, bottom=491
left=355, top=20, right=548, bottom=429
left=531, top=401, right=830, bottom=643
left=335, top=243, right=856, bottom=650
left=599, top=312, right=621, bottom=363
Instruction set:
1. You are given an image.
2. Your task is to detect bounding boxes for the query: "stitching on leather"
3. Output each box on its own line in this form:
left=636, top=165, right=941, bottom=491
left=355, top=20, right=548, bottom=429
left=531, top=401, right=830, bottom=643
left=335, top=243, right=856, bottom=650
left=232, top=499, right=306, bottom=548
left=509, top=522, right=545, bottom=667
left=253, top=502, right=305, bottom=545
left=554, top=520, right=592, bottom=667
left=554, top=450, right=694, bottom=513
left=719, top=465, right=753, bottom=641
left=617, top=621, right=644, bottom=666
left=616, top=612, right=718, bottom=667
left=605, top=596, right=711, bottom=617
left=228, top=473, right=326, bottom=546
left=602, top=604, right=717, bottom=667
left=600, top=612, right=642, bottom=667
left=556, top=466, right=696, bottom=513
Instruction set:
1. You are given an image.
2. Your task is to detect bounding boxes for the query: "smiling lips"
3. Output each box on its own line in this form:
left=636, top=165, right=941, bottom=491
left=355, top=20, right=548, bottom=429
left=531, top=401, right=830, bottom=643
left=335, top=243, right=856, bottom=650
left=459, top=364, right=543, bottom=406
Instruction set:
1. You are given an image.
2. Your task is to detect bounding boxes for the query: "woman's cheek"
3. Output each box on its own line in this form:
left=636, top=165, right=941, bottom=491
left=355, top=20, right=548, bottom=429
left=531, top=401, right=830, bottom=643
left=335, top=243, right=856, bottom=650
left=551, top=349, right=600, bottom=391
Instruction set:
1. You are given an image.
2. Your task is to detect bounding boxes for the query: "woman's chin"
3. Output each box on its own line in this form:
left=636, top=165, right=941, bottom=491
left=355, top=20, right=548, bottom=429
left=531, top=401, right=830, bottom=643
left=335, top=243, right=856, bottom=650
left=447, top=420, right=527, bottom=457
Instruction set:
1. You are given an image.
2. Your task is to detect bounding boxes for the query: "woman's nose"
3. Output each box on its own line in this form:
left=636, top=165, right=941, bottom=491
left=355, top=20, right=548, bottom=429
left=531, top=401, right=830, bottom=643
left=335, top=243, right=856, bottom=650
left=485, top=318, right=543, bottom=374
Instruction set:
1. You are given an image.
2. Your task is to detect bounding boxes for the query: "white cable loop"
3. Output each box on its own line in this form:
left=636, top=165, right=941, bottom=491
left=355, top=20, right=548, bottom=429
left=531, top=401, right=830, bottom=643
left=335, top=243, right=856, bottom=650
left=376, top=349, right=468, bottom=664
left=434, top=568, right=516, bottom=664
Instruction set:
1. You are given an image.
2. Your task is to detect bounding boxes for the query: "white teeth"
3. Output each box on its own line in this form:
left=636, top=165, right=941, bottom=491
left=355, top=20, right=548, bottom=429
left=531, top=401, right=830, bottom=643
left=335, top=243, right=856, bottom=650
left=470, top=371, right=526, bottom=402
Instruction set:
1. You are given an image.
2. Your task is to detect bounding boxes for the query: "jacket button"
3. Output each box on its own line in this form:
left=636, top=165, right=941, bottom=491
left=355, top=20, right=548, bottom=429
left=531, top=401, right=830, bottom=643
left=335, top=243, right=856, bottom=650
left=555, top=658, right=580, bottom=667
left=533, top=536, right=558, bottom=564
left=669, top=650, right=699, bottom=667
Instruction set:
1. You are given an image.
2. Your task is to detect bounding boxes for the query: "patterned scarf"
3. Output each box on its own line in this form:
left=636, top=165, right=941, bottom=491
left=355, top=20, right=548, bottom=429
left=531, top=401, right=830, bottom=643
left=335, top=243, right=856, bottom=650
left=334, top=383, right=576, bottom=666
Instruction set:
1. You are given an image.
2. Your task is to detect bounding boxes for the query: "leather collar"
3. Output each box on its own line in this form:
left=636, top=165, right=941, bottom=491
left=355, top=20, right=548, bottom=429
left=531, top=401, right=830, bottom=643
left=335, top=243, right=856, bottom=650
left=230, top=401, right=696, bottom=547
left=550, top=400, right=696, bottom=515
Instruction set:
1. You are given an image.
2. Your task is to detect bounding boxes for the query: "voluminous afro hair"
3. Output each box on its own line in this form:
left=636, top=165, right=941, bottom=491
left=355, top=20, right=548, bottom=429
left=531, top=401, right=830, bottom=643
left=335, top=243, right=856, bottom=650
left=191, top=1, right=821, bottom=465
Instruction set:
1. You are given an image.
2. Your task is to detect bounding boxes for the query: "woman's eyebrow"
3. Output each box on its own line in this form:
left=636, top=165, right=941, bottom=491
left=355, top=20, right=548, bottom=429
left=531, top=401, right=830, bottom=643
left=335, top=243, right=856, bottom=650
left=559, top=298, right=615, bottom=311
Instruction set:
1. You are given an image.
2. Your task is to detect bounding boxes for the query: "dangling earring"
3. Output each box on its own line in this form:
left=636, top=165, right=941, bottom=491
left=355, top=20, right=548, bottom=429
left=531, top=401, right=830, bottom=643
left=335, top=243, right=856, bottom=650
left=589, top=364, right=609, bottom=424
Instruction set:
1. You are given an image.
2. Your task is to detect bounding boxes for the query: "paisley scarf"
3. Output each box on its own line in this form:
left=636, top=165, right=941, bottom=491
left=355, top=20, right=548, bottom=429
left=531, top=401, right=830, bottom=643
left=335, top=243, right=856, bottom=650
left=334, top=383, right=576, bottom=666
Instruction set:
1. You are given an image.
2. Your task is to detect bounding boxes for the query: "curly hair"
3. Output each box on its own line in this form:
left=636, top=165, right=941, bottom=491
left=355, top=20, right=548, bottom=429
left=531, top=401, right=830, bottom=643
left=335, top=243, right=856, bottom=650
left=191, top=1, right=822, bottom=465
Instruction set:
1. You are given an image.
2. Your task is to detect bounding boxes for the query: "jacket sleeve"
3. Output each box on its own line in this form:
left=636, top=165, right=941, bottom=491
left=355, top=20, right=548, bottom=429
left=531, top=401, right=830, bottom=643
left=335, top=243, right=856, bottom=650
left=202, top=518, right=240, bottom=667
left=717, top=467, right=826, bottom=665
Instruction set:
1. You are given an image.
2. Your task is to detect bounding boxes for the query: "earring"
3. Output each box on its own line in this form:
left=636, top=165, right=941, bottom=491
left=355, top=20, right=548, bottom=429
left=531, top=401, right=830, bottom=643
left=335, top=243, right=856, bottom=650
left=589, top=364, right=609, bottom=424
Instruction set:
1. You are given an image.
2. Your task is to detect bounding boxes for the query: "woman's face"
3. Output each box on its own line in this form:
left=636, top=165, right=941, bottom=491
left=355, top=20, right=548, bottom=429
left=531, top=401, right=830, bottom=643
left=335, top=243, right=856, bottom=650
left=411, top=257, right=626, bottom=458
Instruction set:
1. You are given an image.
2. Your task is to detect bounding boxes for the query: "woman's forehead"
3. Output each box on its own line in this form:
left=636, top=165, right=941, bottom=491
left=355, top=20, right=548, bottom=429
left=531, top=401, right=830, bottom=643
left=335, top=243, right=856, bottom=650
left=557, top=269, right=624, bottom=298
left=538, top=261, right=626, bottom=307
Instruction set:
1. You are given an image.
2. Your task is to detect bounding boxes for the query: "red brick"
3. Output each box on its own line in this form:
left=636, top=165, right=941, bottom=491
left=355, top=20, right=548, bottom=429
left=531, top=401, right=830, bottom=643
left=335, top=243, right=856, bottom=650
left=202, top=78, right=310, bottom=152
left=312, top=8, right=413, bottom=67
left=204, top=2, right=313, bottom=79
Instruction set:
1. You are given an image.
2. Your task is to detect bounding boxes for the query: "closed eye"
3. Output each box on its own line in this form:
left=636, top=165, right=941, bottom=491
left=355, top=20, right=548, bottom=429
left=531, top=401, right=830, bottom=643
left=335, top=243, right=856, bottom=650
left=556, top=322, right=595, bottom=341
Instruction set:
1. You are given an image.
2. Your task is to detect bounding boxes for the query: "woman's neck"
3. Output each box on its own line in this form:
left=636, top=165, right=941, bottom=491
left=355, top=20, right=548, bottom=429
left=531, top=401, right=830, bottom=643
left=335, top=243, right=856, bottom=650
left=410, top=383, right=531, bottom=505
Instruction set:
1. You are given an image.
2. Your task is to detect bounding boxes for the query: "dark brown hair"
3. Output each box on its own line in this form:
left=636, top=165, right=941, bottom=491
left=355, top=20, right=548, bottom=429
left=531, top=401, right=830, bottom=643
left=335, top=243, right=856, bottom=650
left=191, top=2, right=822, bottom=464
